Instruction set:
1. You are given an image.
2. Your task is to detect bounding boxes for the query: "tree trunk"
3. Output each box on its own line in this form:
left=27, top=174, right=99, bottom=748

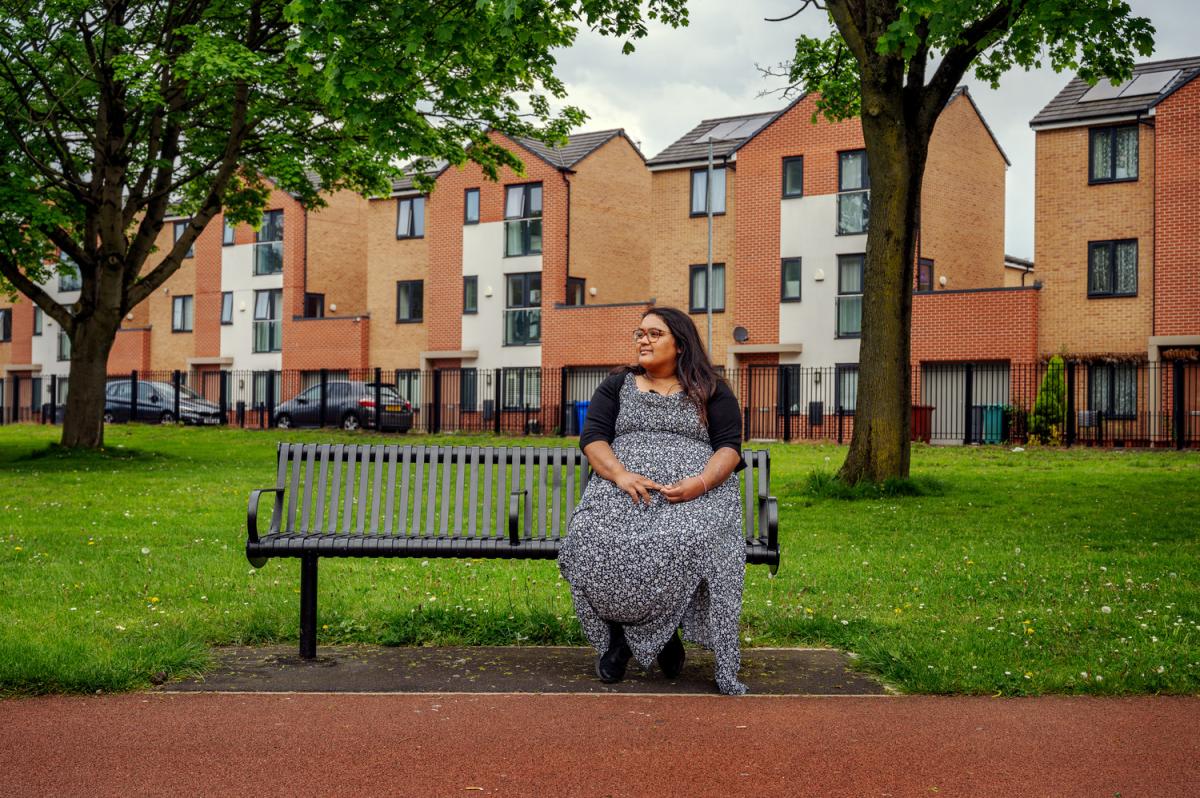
left=838, top=91, right=929, bottom=485
left=60, top=314, right=121, bottom=449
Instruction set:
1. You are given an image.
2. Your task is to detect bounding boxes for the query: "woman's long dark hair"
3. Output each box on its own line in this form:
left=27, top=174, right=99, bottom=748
left=624, top=306, right=724, bottom=426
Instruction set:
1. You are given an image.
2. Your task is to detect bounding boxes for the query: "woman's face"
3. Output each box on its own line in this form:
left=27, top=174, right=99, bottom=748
left=635, top=313, right=679, bottom=371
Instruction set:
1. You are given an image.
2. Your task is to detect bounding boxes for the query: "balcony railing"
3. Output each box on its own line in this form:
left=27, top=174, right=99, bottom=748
left=504, top=308, right=541, bottom=346
left=253, top=241, right=283, bottom=275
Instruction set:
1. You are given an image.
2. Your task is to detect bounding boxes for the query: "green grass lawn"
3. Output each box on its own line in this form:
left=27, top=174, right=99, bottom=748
left=1, top=423, right=1197, bottom=696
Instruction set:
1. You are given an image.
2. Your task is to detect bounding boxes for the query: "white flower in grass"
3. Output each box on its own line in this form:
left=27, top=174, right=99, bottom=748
left=1100, top=606, right=1112, bottom=614
left=1095, top=675, right=1103, bottom=682
left=141, top=547, right=150, bottom=555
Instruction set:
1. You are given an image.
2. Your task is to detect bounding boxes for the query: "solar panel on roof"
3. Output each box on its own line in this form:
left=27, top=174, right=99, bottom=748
left=694, top=114, right=776, bottom=143
left=1121, top=69, right=1181, bottom=98
left=1078, top=79, right=1131, bottom=102
left=729, top=114, right=775, bottom=139
left=696, top=120, right=747, bottom=142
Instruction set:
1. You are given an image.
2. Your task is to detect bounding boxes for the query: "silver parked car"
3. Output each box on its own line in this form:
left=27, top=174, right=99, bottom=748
left=273, top=381, right=413, bottom=432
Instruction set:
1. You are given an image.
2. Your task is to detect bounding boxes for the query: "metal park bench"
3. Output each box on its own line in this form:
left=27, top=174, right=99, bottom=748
left=246, top=443, right=780, bottom=658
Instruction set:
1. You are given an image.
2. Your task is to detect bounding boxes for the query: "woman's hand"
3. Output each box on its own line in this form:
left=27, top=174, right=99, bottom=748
left=659, top=476, right=706, bottom=504
left=612, top=470, right=663, bottom=505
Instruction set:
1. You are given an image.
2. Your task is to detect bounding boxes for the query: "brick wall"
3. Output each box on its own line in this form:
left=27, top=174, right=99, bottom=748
left=365, top=194, right=428, bottom=368
left=920, top=94, right=1008, bottom=289
left=108, top=327, right=151, bottom=373
left=648, top=165, right=737, bottom=363
left=911, top=287, right=1040, bottom=363
left=567, top=134, right=652, bottom=305
left=305, top=190, right=371, bottom=316
left=0, top=297, right=34, bottom=365
left=282, top=316, right=370, bottom=370
left=541, top=302, right=656, bottom=371
left=146, top=222, right=197, bottom=371
left=1035, top=123, right=1155, bottom=356
left=1153, top=76, right=1200, bottom=337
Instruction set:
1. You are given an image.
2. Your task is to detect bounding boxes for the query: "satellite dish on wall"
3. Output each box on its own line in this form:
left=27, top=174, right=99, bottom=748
left=732, top=326, right=749, bottom=343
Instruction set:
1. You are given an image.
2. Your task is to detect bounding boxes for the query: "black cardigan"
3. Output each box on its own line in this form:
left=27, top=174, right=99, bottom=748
left=579, top=371, right=746, bottom=472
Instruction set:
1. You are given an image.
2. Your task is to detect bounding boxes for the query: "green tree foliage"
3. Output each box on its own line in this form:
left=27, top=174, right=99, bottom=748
left=0, top=0, right=687, bottom=447
left=1029, top=355, right=1066, bottom=445
left=771, top=0, right=1153, bottom=483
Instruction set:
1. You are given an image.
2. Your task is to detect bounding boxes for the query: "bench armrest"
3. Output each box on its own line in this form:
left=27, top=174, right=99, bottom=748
left=508, top=489, right=528, bottom=546
left=247, top=487, right=286, bottom=544
left=757, top=495, right=779, bottom=551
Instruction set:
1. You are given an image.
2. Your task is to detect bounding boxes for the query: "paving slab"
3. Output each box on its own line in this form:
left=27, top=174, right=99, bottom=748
left=165, top=645, right=891, bottom=695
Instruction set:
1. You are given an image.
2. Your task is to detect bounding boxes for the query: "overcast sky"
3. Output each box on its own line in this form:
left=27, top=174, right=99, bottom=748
left=552, top=0, right=1197, bottom=260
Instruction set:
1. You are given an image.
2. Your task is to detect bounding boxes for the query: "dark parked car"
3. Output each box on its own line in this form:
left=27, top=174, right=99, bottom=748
left=104, top=380, right=223, bottom=425
left=273, top=381, right=413, bottom=432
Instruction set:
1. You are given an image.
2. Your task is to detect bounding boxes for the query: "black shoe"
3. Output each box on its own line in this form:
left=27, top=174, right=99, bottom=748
left=596, top=621, right=632, bottom=684
left=658, top=629, right=685, bottom=679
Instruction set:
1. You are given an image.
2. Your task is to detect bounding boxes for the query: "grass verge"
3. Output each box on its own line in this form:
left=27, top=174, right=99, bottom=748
left=1, top=423, right=1197, bottom=696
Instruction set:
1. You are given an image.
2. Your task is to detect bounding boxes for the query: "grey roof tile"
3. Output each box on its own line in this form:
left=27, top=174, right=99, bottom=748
left=1030, top=56, right=1200, bottom=128
left=512, top=129, right=628, bottom=169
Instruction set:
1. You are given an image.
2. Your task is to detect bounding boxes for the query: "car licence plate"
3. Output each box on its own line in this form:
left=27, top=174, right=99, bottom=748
left=384, top=405, right=403, bottom=412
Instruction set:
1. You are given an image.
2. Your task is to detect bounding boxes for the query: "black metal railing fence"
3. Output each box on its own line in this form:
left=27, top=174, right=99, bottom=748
left=4, top=360, right=1197, bottom=449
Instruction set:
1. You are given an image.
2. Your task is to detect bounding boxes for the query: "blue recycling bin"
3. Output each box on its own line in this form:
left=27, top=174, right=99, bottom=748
left=574, top=401, right=590, bottom=435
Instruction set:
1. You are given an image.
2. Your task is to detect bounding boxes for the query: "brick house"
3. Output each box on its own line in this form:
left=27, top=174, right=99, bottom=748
left=643, top=89, right=1014, bottom=437
left=1031, top=56, right=1200, bottom=434
left=363, top=129, right=655, bottom=422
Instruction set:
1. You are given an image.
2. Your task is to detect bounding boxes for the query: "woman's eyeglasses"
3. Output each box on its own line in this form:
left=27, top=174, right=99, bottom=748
left=633, top=328, right=669, bottom=342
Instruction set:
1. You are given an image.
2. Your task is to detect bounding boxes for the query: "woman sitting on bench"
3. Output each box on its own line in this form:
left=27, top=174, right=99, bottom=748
left=558, top=306, right=748, bottom=695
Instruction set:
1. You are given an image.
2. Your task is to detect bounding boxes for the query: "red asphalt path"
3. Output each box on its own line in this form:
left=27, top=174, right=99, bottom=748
left=2, top=693, right=1197, bottom=797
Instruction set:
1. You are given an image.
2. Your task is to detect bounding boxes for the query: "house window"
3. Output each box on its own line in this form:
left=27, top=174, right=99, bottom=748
left=1088, top=239, right=1137, bottom=297
left=1089, top=363, right=1137, bottom=419
left=504, top=272, right=541, bottom=346
left=252, top=370, right=282, bottom=408
left=504, top=183, right=542, bottom=256
left=777, top=366, right=802, bottom=413
left=1089, top=126, right=1139, bottom=183
left=782, top=157, right=804, bottom=198
left=459, top=368, right=478, bottom=411
left=917, top=258, right=934, bottom=292
left=57, top=329, right=71, bottom=361
left=396, top=196, right=425, bottom=239
left=689, top=167, right=726, bottom=215
left=394, top=369, right=421, bottom=410
left=503, top=367, right=541, bottom=410
left=463, top=276, right=478, bottom=314
left=396, top=280, right=423, bottom=323
left=566, top=277, right=586, bottom=306
left=781, top=258, right=802, bottom=302
left=59, top=253, right=81, bottom=292
left=837, top=150, right=870, bottom=235
left=220, top=292, right=233, bottom=325
left=174, top=220, right=194, bottom=258
left=252, top=288, right=283, bottom=352
left=689, top=264, right=726, bottom=313
left=304, top=293, right=325, bottom=319
left=254, top=210, right=284, bottom=275
left=0, top=308, right=10, bottom=341
left=33, top=307, right=43, bottom=336
left=835, top=364, right=859, bottom=414
left=836, top=254, right=864, bottom=338
left=171, top=295, right=194, bottom=332
left=464, top=188, right=480, bottom=225
left=222, top=220, right=235, bottom=246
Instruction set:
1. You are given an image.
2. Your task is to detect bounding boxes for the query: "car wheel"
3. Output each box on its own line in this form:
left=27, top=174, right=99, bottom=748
left=341, top=412, right=361, bottom=431
left=159, top=411, right=175, bottom=424
left=276, top=413, right=292, bottom=429
left=102, top=412, right=115, bottom=424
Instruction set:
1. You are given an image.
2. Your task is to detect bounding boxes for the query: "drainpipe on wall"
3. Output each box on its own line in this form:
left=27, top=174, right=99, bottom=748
left=561, top=170, right=572, bottom=302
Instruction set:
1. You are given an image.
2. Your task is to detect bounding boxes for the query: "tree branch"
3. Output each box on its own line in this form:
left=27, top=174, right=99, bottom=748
left=922, top=0, right=1025, bottom=126
left=0, top=252, right=75, bottom=334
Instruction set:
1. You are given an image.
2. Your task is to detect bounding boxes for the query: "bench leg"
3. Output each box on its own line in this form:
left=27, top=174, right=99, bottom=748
left=299, top=554, right=318, bottom=659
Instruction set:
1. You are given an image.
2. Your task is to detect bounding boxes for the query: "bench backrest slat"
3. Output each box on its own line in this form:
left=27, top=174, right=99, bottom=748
left=383, top=446, right=398, bottom=535
left=275, top=444, right=769, bottom=544
left=480, top=447, right=493, bottom=539
left=286, top=443, right=303, bottom=532
left=398, top=445, right=413, bottom=536
left=439, top=445, right=453, bottom=536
